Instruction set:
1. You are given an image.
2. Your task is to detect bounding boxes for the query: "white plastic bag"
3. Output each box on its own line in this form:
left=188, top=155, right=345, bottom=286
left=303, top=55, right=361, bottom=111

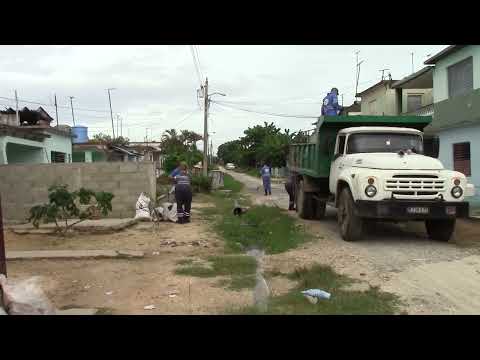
left=0, top=275, right=56, bottom=315
left=160, top=202, right=177, bottom=222
left=135, top=192, right=152, bottom=221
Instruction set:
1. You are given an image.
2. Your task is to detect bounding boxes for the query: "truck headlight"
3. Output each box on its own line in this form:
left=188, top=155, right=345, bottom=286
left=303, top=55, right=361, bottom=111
left=365, top=185, right=377, bottom=197
left=451, top=186, right=463, bottom=198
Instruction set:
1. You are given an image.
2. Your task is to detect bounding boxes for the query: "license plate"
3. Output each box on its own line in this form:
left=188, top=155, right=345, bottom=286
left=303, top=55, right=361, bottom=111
left=407, top=207, right=429, bottom=214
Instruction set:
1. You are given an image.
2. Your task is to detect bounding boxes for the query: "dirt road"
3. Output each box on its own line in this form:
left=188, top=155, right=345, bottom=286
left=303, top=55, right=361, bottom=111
left=4, top=198, right=252, bottom=314
left=226, top=168, right=480, bottom=314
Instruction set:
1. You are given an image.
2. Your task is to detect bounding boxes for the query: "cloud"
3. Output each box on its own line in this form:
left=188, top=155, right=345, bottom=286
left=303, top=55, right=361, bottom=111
left=0, top=44, right=447, bottom=151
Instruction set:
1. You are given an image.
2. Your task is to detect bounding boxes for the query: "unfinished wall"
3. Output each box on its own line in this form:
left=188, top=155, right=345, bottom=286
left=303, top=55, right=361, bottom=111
left=0, top=162, right=156, bottom=221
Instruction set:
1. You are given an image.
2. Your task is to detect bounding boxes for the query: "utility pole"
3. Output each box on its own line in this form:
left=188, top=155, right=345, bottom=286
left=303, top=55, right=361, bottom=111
left=107, top=88, right=116, bottom=139
left=341, top=94, right=344, bottom=107
left=69, top=96, right=76, bottom=126
left=411, top=52, right=414, bottom=74
left=54, top=94, right=59, bottom=127
left=116, top=114, right=119, bottom=138
left=203, top=78, right=209, bottom=177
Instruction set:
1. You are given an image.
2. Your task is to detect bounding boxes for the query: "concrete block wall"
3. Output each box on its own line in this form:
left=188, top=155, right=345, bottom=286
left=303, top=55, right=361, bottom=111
left=0, top=162, right=156, bottom=221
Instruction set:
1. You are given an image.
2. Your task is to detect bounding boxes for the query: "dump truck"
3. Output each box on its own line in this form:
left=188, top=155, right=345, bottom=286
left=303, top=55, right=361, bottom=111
left=288, top=115, right=475, bottom=242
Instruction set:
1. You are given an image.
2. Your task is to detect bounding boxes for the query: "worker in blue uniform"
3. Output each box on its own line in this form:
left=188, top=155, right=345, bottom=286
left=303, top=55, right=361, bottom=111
left=321, top=88, right=342, bottom=116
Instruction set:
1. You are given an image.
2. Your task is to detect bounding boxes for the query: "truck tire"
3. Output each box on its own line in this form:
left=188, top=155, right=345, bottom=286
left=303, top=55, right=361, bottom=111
left=425, top=219, right=456, bottom=242
left=297, top=179, right=314, bottom=219
left=338, top=187, right=363, bottom=241
left=314, top=199, right=326, bottom=220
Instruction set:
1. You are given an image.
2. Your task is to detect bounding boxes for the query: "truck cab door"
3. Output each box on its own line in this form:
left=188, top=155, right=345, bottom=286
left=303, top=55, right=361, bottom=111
left=329, top=135, right=346, bottom=194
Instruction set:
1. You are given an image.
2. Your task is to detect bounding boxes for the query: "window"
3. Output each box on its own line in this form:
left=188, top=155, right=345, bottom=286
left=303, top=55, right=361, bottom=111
left=51, top=151, right=66, bottom=163
left=453, top=142, right=471, bottom=176
left=448, top=57, right=473, bottom=99
left=407, top=95, right=422, bottom=112
left=368, top=99, right=377, bottom=114
left=347, top=133, right=423, bottom=154
left=337, top=135, right=346, bottom=155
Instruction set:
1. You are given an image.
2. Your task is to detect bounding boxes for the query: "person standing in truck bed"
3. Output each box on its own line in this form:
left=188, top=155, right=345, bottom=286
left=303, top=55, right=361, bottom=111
left=174, top=162, right=192, bottom=224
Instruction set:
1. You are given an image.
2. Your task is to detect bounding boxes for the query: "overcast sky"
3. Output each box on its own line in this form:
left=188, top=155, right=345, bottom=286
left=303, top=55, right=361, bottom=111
left=0, top=45, right=447, bottom=152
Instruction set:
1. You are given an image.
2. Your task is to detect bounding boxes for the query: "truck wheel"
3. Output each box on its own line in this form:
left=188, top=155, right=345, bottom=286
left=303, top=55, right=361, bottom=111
left=338, top=187, right=363, bottom=241
left=425, top=219, right=456, bottom=242
left=315, top=200, right=326, bottom=220
left=297, top=180, right=314, bottom=219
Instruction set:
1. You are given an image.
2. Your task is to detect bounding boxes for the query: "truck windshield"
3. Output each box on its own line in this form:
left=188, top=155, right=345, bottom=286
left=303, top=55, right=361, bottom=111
left=346, top=133, right=423, bottom=154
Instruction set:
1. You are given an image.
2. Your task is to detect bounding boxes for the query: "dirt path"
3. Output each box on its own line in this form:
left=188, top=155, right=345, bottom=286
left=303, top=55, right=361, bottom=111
left=225, top=168, right=480, bottom=314
left=4, top=197, right=252, bottom=314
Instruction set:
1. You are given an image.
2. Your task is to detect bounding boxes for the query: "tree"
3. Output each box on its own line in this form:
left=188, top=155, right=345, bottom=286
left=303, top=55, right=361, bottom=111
left=217, top=122, right=298, bottom=169
left=90, top=133, right=130, bottom=147
left=28, top=185, right=114, bottom=235
left=160, top=129, right=204, bottom=172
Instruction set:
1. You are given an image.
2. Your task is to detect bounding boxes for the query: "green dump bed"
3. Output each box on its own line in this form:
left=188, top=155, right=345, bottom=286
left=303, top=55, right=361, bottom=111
left=288, top=115, right=433, bottom=178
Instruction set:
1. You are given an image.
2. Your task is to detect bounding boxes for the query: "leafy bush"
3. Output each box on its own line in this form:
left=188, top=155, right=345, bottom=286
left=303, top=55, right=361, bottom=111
left=191, top=175, right=212, bottom=193
left=28, top=184, right=114, bottom=235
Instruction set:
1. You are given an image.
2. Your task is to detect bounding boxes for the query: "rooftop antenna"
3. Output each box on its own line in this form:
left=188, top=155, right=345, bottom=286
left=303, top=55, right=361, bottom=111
left=379, top=69, right=390, bottom=81
left=411, top=52, right=414, bottom=74
left=354, top=50, right=364, bottom=100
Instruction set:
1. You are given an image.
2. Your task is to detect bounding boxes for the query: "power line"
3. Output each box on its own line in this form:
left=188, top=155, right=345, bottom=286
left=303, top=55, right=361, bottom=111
left=211, top=100, right=319, bottom=119
left=189, top=45, right=203, bottom=87
left=194, top=45, right=204, bottom=82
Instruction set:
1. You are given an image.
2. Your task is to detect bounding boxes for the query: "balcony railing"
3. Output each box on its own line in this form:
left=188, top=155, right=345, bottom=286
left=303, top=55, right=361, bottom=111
left=404, top=103, right=434, bottom=116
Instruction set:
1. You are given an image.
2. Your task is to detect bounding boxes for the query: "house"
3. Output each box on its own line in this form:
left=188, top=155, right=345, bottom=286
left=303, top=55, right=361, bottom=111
left=0, top=107, right=72, bottom=165
left=127, top=141, right=165, bottom=170
left=341, top=101, right=362, bottom=116
left=423, top=45, right=480, bottom=210
left=391, top=66, right=434, bottom=116
left=356, top=71, right=434, bottom=116
left=72, top=143, right=142, bottom=163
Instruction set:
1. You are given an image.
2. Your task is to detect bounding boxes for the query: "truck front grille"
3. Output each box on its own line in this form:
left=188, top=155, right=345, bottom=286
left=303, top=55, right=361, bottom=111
left=385, top=175, right=445, bottom=199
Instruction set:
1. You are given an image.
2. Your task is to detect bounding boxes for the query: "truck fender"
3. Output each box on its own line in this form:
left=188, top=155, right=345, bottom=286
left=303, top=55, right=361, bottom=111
left=335, top=174, right=356, bottom=207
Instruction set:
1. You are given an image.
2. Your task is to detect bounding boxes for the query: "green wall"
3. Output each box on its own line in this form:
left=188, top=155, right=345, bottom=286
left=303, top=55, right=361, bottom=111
left=0, top=131, right=72, bottom=165
left=433, top=46, right=480, bottom=103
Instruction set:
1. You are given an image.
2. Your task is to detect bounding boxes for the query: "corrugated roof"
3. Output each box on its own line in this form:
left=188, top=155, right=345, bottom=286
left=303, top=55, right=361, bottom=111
left=424, top=45, right=465, bottom=65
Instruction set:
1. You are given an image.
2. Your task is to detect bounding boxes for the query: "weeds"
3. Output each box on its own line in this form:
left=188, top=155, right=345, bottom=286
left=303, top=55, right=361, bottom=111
left=175, top=255, right=257, bottom=291
left=234, top=264, right=401, bottom=315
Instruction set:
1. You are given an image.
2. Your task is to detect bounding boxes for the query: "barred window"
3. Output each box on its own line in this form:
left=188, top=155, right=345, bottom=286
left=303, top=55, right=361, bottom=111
left=51, top=151, right=66, bottom=163
left=453, top=142, right=471, bottom=176
left=448, top=57, right=473, bottom=99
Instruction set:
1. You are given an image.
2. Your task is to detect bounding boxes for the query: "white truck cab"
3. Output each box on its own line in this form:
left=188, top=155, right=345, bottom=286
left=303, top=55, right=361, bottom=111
left=329, top=126, right=475, bottom=241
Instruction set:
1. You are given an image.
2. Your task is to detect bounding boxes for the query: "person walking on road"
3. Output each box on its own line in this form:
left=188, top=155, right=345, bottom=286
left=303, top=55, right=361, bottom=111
left=285, top=173, right=295, bottom=211
left=174, top=162, right=193, bottom=224
left=260, top=163, right=272, bottom=196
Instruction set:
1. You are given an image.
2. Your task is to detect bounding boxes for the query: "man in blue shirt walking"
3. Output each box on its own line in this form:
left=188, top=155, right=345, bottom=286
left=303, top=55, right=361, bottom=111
left=260, top=163, right=272, bottom=196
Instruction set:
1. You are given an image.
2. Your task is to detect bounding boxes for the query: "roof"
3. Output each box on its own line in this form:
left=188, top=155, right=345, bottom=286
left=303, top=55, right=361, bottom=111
left=339, top=126, right=422, bottom=135
left=111, top=146, right=142, bottom=156
left=0, top=124, right=51, bottom=141
left=0, top=106, right=54, bottom=125
left=391, top=67, right=433, bottom=89
left=424, top=45, right=465, bottom=65
left=355, top=80, right=398, bottom=98
left=341, top=101, right=361, bottom=114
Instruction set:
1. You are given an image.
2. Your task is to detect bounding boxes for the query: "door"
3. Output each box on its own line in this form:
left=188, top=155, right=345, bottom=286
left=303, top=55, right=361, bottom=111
left=329, top=135, right=346, bottom=194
